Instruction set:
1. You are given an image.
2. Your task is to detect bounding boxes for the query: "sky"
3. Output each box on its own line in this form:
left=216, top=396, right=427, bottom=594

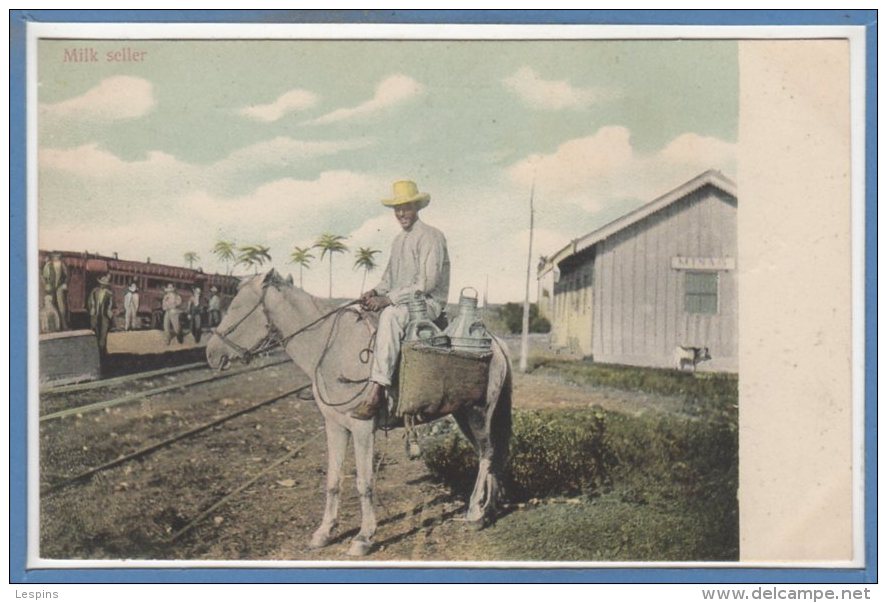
left=37, top=38, right=737, bottom=303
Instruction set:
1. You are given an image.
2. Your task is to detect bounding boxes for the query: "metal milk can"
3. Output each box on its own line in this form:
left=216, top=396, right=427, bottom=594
left=404, top=292, right=443, bottom=342
left=444, top=287, right=492, bottom=353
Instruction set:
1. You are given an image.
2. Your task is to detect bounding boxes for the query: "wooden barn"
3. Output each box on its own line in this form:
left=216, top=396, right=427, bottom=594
left=537, top=170, right=738, bottom=372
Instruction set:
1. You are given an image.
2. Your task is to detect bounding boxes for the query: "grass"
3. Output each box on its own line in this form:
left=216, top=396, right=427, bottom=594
left=421, top=360, right=738, bottom=560
left=532, top=357, right=738, bottom=420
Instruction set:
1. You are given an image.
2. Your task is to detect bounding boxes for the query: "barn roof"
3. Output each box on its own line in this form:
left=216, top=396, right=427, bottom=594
left=539, top=169, right=736, bottom=277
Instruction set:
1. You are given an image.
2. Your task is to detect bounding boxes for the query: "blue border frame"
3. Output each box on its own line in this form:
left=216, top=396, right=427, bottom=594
left=9, top=9, right=877, bottom=584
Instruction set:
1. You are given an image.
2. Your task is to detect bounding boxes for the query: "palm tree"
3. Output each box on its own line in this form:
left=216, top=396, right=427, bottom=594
left=183, top=251, right=199, bottom=269
left=353, top=247, right=381, bottom=295
left=288, top=246, right=315, bottom=289
left=236, top=244, right=272, bottom=274
left=212, top=240, right=237, bottom=275
left=314, top=233, right=348, bottom=299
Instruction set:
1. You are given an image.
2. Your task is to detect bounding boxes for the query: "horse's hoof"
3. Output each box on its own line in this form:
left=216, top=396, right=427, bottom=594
left=465, top=512, right=489, bottom=531
left=406, top=441, right=422, bottom=460
left=347, top=536, right=373, bottom=556
left=308, top=532, right=332, bottom=549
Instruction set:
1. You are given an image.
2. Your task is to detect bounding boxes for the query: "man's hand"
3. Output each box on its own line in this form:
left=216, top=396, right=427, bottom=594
left=364, top=295, right=392, bottom=312
left=359, top=289, right=377, bottom=304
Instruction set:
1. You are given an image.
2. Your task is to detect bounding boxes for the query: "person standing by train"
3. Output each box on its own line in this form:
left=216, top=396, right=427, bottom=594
left=188, top=285, right=203, bottom=343
left=162, top=283, right=184, bottom=345
left=40, top=294, right=61, bottom=334
left=87, top=274, right=114, bottom=356
left=123, top=282, right=140, bottom=331
left=41, top=251, right=69, bottom=330
left=208, top=286, right=222, bottom=328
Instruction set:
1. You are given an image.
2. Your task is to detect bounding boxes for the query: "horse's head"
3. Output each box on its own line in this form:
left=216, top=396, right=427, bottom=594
left=206, top=270, right=287, bottom=370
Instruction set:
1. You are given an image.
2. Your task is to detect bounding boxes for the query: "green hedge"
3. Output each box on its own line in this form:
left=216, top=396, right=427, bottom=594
left=420, top=361, right=739, bottom=559
left=421, top=410, right=613, bottom=501
left=421, top=406, right=738, bottom=557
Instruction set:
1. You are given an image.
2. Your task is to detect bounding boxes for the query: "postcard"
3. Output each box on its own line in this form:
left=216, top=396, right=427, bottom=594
left=12, top=12, right=874, bottom=582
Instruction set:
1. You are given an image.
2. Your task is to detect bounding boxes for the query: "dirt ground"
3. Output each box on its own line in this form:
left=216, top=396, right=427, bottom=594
left=38, top=332, right=685, bottom=562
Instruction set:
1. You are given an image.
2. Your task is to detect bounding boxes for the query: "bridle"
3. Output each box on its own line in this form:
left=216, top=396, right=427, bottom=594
left=211, top=280, right=362, bottom=366
left=210, top=283, right=278, bottom=363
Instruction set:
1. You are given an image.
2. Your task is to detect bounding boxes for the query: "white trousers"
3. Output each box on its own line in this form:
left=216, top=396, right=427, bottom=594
left=370, top=300, right=440, bottom=387
left=125, top=307, right=138, bottom=330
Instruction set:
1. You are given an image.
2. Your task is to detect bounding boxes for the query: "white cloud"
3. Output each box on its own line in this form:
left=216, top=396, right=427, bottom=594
left=238, top=89, right=319, bottom=122
left=183, top=170, right=382, bottom=226
left=346, top=214, right=398, bottom=251
left=39, top=169, right=391, bottom=295
left=507, top=126, right=736, bottom=210
left=659, top=132, right=736, bottom=166
left=304, top=74, right=424, bottom=126
left=40, top=143, right=187, bottom=181
left=212, top=136, right=372, bottom=174
left=39, top=76, right=155, bottom=122
left=40, top=220, right=199, bottom=266
left=502, top=67, right=617, bottom=110
left=39, top=136, right=375, bottom=194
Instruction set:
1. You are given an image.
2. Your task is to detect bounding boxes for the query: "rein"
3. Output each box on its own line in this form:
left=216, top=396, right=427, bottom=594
left=213, top=283, right=362, bottom=361
left=275, top=299, right=363, bottom=349
left=212, top=284, right=372, bottom=407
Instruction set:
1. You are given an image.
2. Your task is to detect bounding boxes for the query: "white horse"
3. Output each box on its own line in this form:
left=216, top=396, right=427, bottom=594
left=205, top=270, right=512, bottom=556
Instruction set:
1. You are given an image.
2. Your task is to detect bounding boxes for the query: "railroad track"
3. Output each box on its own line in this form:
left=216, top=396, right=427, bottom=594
left=40, top=355, right=294, bottom=422
left=40, top=354, right=326, bottom=547
left=40, top=361, right=209, bottom=395
left=39, top=359, right=455, bottom=557
left=41, top=382, right=314, bottom=496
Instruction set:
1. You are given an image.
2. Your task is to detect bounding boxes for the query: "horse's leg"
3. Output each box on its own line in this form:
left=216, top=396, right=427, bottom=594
left=309, top=418, right=348, bottom=549
left=347, top=420, right=377, bottom=556
left=455, top=405, right=494, bottom=527
left=455, top=375, right=512, bottom=528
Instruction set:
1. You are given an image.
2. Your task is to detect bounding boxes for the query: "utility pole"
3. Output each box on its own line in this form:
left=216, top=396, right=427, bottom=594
left=519, top=178, right=536, bottom=373
left=483, top=274, right=489, bottom=323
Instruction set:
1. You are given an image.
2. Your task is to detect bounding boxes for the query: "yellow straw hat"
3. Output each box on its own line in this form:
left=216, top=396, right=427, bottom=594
left=381, top=180, right=430, bottom=209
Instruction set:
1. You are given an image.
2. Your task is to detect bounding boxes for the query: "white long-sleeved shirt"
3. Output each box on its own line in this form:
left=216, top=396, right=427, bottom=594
left=162, top=291, right=182, bottom=312
left=373, top=218, right=450, bottom=311
left=124, top=291, right=140, bottom=313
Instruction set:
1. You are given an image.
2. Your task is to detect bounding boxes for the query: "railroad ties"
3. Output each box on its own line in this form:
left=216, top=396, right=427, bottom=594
left=40, top=357, right=293, bottom=422
left=40, top=354, right=320, bottom=541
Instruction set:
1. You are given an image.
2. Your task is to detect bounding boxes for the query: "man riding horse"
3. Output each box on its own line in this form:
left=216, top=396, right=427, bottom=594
left=204, top=180, right=511, bottom=551
left=352, top=180, right=450, bottom=420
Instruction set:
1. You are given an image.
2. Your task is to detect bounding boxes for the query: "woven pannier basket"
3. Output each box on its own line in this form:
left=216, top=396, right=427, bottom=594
left=396, top=341, right=492, bottom=417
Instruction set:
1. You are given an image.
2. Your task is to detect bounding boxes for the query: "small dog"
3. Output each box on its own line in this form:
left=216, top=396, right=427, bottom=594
left=673, top=346, right=711, bottom=372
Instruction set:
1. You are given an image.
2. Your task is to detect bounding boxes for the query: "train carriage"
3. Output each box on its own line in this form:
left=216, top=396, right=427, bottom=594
left=38, top=250, right=241, bottom=331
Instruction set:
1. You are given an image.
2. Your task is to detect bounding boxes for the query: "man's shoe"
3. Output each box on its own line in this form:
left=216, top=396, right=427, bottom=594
left=351, top=382, right=386, bottom=420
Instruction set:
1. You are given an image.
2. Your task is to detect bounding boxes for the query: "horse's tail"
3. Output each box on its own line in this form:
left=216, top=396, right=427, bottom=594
left=491, top=365, right=512, bottom=474
left=489, top=336, right=513, bottom=475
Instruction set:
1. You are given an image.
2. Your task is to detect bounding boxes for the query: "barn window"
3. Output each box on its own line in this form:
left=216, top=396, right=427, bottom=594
left=684, top=272, right=718, bottom=314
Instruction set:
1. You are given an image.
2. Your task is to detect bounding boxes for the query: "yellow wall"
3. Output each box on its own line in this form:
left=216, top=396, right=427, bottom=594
left=551, top=285, right=593, bottom=356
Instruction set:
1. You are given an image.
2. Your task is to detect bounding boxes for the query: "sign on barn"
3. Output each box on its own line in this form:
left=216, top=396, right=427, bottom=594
left=671, top=257, right=736, bottom=271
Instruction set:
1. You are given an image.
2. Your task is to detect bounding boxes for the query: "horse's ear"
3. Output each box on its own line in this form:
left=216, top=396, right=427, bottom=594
left=285, top=273, right=294, bottom=286
left=263, top=269, right=279, bottom=284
